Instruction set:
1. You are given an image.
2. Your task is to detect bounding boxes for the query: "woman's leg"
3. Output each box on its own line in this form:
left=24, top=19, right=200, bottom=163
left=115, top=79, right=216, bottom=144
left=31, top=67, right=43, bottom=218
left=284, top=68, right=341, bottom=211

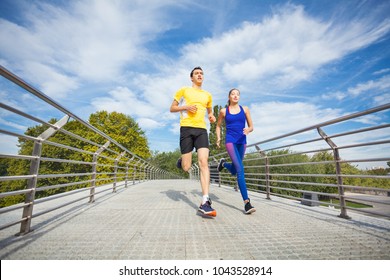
left=225, top=143, right=248, bottom=201
left=223, top=143, right=236, bottom=175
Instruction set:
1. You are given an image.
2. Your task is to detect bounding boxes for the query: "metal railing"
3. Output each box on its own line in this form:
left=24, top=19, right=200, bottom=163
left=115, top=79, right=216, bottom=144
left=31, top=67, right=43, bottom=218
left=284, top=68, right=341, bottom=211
left=203, top=103, right=390, bottom=219
left=0, top=65, right=178, bottom=235
left=1, top=63, right=389, bottom=240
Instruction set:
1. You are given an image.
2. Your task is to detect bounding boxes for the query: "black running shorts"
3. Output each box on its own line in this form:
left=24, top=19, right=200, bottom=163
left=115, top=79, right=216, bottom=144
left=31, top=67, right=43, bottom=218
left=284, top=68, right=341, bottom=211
left=180, top=127, right=209, bottom=154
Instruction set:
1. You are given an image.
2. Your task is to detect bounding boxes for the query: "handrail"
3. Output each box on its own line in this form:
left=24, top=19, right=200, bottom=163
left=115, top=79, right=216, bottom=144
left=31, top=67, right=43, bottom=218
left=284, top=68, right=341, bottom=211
left=0, top=65, right=147, bottom=164
left=207, top=103, right=390, bottom=220
left=252, top=103, right=390, bottom=146
left=0, top=65, right=179, bottom=235
left=1, top=63, right=389, bottom=237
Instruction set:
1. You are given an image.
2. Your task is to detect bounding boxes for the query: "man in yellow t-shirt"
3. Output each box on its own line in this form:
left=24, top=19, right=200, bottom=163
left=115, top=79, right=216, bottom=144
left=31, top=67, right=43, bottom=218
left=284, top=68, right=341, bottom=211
left=170, top=66, right=217, bottom=217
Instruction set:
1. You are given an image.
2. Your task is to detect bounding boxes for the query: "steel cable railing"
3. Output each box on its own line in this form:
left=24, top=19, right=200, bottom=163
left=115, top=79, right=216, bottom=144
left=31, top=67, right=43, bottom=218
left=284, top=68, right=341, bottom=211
left=0, top=65, right=179, bottom=235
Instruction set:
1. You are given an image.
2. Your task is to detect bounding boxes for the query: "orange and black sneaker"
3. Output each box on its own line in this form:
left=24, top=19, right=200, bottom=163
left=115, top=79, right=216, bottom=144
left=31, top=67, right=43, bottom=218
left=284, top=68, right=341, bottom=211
left=198, top=199, right=217, bottom=217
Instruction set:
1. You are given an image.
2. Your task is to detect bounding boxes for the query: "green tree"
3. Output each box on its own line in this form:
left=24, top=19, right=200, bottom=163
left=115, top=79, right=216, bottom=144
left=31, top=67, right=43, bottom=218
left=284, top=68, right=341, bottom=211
left=150, top=149, right=188, bottom=177
left=0, top=111, right=152, bottom=207
left=88, top=111, right=151, bottom=159
left=0, top=158, right=9, bottom=176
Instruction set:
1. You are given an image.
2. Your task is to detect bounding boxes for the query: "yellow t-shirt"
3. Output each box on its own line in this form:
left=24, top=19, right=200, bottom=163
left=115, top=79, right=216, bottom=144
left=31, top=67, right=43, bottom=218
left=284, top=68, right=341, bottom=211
left=174, top=87, right=213, bottom=129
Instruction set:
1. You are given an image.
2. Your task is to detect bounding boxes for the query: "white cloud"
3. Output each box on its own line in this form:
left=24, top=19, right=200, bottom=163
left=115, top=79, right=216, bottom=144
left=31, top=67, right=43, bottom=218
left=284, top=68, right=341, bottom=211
left=374, top=93, right=390, bottom=106
left=0, top=117, right=27, bottom=131
left=137, top=118, right=161, bottom=130
left=23, top=62, right=79, bottom=99
left=321, top=91, right=347, bottom=101
left=347, top=75, right=390, bottom=96
left=321, top=74, right=390, bottom=106
left=247, top=101, right=343, bottom=143
left=0, top=135, right=19, bottom=155
left=178, top=4, right=390, bottom=89
left=0, top=0, right=182, bottom=98
left=91, top=86, right=153, bottom=117
left=373, top=68, right=390, bottom=75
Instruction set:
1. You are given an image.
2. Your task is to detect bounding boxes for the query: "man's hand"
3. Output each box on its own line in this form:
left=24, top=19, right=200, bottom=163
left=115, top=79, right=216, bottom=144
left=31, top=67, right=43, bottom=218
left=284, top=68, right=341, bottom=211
left=187, top=105, right=197, bottom=113
left=209, top=114, right=216, bottom=123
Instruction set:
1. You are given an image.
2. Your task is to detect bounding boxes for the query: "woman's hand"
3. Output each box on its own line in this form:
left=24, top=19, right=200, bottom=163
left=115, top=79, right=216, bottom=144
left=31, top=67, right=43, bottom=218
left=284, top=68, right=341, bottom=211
left=243, top=128, right=252, bottom=135
left=216, top=138, right=221, bottom=148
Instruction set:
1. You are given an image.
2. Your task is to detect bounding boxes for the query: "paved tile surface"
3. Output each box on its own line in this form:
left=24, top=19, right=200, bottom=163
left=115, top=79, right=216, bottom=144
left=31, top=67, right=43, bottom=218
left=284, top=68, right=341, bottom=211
left=0, top=179, right=389, bottom=260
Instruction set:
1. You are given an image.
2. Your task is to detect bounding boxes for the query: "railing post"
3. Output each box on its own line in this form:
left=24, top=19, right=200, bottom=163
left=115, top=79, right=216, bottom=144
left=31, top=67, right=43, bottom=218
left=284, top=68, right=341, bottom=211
left=317, top=128, right=351, bottom=219
left=192, top=164, right=199, bottom=181
left=150, top=167, right=154, bottom=180
left=133, top=159, right=138, bottom=185
left=256, top=145, right=271, bottom=200
left=218, top=165, right=221, bottom=188
left=113, top=152, right=125, bottom=193
left=213, top=157, right=221, bottom=188
left=209, top=156, right=220, bottom=187
left=144, top=163, right=149, bottom=181
left=139, top=162, right=145, bottom=182
left=125, top=156, right=133, bottom=188
left=142, top=162, right=148, bottom=181
left=146, top=164, right=150, bottom=181
left=19, top=115, right=70, bottom=235
left=90, top=141, right=110, bottom=203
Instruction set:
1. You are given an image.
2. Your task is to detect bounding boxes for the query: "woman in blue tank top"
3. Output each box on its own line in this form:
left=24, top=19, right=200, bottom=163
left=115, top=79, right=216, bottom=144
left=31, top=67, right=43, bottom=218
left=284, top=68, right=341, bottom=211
left=216, top=88, right=255, bottom=214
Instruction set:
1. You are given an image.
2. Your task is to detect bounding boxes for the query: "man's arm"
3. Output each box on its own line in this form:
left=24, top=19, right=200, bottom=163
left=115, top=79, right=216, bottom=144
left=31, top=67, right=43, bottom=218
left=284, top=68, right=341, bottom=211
left=243, top=106, right=254, bottom=135
left=216, top=108, right=225, bottom=148
left=170, top=100, right=197, bottom=113
left=207, top=107, right=216, bottom=123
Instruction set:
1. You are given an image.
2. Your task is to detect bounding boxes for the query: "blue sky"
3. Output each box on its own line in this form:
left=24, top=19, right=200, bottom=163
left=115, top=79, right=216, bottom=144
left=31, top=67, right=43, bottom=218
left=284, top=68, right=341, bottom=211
left=0, top=0, right=389, bottom=165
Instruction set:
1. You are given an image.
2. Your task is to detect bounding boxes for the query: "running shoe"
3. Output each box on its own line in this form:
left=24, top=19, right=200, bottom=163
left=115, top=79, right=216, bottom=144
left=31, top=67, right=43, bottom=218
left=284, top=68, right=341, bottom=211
left=176, top=157, right=182, bottom=169
left=217, top=158, right=226, bottom=172
left=198, top=200, right=217, bottom=217
left=244, top=199, right=256, bottom=214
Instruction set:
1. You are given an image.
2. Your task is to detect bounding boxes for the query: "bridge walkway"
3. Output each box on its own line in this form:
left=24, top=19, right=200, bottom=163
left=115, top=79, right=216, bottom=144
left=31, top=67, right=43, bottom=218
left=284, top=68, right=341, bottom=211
left=0, top=179, right=389, bottom=260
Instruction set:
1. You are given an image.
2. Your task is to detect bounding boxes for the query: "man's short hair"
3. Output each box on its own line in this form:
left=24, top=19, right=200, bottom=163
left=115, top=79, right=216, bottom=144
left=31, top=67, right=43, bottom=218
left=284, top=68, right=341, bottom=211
left=190, top=66, right=203, bottom=77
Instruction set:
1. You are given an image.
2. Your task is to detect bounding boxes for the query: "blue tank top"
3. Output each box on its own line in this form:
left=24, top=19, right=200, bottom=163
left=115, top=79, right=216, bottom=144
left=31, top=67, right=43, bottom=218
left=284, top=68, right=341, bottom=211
left=225, top=105, right=246, bottom=144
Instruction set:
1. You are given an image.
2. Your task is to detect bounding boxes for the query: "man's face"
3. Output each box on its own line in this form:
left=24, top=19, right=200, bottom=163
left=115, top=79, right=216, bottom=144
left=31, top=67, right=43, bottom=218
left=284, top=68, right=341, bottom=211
left=191, top=69, right=203, bottom=84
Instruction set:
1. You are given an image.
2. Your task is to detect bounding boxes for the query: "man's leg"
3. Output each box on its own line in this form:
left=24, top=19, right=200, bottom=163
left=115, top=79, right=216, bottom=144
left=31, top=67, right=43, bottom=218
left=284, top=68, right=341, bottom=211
left=197, top=147, right=210, bottom=196
left=180, top=152, right=192, bottom=172
left=197, top=147, right=216, bottom=216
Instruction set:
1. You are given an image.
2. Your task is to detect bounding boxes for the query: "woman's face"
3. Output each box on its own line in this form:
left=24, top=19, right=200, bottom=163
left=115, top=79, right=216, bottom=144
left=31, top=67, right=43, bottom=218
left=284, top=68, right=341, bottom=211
left=229, top=89, right=240, bottom=103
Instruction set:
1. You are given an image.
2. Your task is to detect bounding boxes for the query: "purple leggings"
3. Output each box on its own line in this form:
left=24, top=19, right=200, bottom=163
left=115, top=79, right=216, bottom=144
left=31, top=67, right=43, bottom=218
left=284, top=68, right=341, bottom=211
left=224, top=143, right=248, bottom=201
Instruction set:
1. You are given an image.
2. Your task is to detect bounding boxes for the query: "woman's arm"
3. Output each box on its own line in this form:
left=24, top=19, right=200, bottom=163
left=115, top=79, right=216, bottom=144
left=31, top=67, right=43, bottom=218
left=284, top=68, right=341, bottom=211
left=216, top=108, right=226, bottom=148
left=243, top=106, right=254, bottom=135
